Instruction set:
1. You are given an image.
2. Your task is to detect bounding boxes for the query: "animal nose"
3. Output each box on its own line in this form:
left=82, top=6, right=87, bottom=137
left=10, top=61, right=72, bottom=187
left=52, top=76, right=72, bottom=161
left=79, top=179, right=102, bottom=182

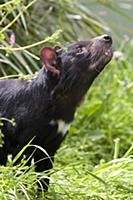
left=102, top=35, right=112, bottom=44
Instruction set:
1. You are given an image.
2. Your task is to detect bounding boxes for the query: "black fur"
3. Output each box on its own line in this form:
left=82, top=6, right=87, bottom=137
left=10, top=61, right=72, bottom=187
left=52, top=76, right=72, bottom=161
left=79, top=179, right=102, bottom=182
left=0, top=35, right=113, bottom=190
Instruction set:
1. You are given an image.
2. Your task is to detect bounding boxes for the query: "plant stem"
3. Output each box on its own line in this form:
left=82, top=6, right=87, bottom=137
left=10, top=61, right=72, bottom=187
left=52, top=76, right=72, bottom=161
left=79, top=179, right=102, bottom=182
left=0, top=0, right=38, bottom=34
left=0, top=30, right=62, bottom=51
left=113, top=138, right=120, bottom=159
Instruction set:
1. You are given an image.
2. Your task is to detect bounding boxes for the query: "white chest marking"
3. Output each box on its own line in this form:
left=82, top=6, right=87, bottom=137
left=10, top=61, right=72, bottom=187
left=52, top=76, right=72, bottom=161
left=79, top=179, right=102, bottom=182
left=49, top=119, right=71, bottom=136
left=57, top=120, right=71, bottom=136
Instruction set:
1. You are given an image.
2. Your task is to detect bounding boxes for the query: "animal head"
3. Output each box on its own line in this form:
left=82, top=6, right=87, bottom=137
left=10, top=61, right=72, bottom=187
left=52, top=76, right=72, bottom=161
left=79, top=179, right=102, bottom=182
left=40, top=35, right=113, bottom=103
left=40, top=35, right=113, bottom=78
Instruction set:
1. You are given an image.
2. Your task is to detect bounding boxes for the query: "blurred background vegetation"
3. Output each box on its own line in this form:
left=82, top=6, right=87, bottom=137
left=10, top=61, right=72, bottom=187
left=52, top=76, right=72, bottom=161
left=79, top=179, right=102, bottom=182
left=0, top=0, right=133, bottom=199
left=0, top=0, right=132, bottom=75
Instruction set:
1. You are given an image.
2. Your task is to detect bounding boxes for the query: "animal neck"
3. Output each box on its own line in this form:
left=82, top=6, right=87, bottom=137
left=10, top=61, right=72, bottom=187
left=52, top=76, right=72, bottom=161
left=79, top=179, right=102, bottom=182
left=31, top=69, right=59, bottom=91
left=52, top=70, right=98, bottom=122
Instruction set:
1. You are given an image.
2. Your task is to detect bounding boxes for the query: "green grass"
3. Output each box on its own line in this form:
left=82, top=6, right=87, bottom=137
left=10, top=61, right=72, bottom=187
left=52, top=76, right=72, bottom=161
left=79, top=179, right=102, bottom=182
left=0, top=0, right=133, bottom=199
left=49, top=157, right=133, bottom=200
left=0, top=39, right=133, bottom=200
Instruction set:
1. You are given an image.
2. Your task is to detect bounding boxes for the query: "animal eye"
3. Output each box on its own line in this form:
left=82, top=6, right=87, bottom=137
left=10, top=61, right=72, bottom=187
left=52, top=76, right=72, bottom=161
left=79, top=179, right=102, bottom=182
left=77, top=47, right=82, bottom=53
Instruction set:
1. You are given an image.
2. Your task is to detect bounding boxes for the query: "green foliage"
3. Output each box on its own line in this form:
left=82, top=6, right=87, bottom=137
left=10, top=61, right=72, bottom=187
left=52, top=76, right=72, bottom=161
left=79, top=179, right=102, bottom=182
left=0, top=142, right=52, bottom=200
left=0, top=129, right=4, bottom=147
left=0, top=162, right=38, bottom=200
left=0, top=0, right=107, bottom=75
left=49, top=156, right=133, bottom=200
left=0, top=117, right=16, bottom=147
left=0, top=0, right=133, bottom=199
left=25, top=0, right=106, bottom=42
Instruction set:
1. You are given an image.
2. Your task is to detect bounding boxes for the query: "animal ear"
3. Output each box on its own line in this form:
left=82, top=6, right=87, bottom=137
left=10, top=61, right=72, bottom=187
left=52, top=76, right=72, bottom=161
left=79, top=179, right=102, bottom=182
left=40, top=47, right=56, bottom=62
left=40, top=47, right=60, bottom=75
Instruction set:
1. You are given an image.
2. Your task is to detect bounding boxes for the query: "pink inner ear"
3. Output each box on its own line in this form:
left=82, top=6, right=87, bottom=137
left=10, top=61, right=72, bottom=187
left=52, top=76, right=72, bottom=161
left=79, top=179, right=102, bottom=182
left=40, top=47, right=60, bottom=75
left=40, top=47, right=56, bottom=61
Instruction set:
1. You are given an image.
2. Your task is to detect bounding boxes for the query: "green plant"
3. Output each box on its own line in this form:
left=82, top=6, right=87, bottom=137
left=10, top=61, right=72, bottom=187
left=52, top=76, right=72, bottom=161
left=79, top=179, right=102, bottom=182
left=0, top=0, right=107, bottom=76
left=0, top=0, right=133, bottom=199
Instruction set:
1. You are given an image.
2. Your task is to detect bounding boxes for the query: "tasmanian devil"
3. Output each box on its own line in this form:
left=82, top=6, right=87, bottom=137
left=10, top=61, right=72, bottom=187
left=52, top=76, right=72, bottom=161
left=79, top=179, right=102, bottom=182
left=0, top=35, right=113, bottom=190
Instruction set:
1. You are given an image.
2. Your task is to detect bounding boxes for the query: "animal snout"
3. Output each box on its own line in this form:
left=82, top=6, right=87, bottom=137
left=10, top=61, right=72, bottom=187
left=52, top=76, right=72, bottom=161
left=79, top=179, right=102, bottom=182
left=92, top=34, right=113, bottom=47
left=102, top=34, right=112, bottom=44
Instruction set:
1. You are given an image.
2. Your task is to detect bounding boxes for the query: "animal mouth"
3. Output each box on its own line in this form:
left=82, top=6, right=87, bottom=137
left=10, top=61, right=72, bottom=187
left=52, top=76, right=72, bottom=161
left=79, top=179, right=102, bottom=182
left=104, top=46, right=113, bottom=57
left=88, top=39, right=113, bottom=72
